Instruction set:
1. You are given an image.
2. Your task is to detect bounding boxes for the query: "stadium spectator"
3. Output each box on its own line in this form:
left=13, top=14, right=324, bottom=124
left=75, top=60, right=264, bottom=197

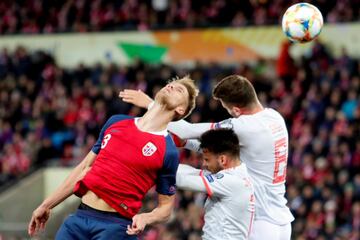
left=0, top=0, right=359, bottom=34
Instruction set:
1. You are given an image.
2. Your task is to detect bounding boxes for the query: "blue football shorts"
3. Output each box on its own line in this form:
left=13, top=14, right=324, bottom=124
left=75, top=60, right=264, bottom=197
left=55, top=203, right=137, bottom=240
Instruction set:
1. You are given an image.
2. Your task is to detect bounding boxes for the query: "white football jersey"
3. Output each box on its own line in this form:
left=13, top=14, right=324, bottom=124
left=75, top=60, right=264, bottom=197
left=169, top=108, right=295, bottom=225
left=176, top=164, right=255, bottom=240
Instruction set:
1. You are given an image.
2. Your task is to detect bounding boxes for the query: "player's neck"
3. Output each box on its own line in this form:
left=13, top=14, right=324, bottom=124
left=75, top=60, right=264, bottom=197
left=237, top=102, right=264, bottom=116
left=224, top=160, right=241, bottom=169
left=137, top=104, right=173, bottom=132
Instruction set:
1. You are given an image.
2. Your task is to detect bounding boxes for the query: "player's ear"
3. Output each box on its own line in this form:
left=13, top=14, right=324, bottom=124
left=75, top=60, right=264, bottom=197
left=219, top=155, right=227, bottom=166
left=232, top=106, right=242, bottom=117
left=175, top=106, right=186, bottom=116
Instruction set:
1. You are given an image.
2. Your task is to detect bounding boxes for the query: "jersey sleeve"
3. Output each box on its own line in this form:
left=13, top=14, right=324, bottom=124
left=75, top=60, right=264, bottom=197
left=184, top=139, right=201, bottom=152
left=155, top=136, right=179, bottom=195
left=168, top=120, right=213, bottom=139
left=176, top=165, right=207, bottom=192
left=168, top=118, right=235, bottom=139
left=91, top=114, right=133, bottom=154
left=177, top=167, right=237, bottom=198
left=177, top=164, right=201, bottom=176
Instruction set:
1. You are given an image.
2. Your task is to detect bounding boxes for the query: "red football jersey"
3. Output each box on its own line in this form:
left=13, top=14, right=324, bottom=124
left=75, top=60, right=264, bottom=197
left=73, top=115, right=179, bottom=218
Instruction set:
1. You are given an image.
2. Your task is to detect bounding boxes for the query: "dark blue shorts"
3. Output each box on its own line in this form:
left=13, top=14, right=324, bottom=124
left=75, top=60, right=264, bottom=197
left=55, top=203, right=137, bottom=240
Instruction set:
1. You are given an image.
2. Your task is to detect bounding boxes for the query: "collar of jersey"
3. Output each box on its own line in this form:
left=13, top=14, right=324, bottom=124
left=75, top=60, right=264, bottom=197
left=223, top=163, right=246, bottom=173
left=134, top=118, right=169, bottom=136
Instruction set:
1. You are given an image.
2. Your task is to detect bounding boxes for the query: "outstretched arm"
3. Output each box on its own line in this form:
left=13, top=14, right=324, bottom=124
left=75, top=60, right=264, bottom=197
left=168, top=120, right=213, bottom=139
left=28, top=151, right=97, bottom=237
left=127, top=194, right=175, bottom=235
left=169, top=118, right=235, bottom=139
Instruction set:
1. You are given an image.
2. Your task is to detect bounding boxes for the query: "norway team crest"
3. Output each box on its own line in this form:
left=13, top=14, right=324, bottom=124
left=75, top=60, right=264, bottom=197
left=142, top=142, right=157, bottom=156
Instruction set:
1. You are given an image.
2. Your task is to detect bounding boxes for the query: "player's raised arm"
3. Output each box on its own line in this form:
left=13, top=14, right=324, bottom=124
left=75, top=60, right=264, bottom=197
left=168, top=117, right=236, bottom=139
left=119, top=89, right=153, bottom=109
left=167, top=120, right=213, bottom=139
left=28, top=150, right=97, bottom=237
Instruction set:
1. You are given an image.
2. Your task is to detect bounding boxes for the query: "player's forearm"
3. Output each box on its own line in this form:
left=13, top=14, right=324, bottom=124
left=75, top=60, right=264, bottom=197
left=40, top=151, right=96, bottom=209
left=143, top=205, right=172, bottom=224
left=176, top=173, right=207, bottom=192
left=168, top=120, right=212, bottom=139
left=143, top=194, right=174, bottom=224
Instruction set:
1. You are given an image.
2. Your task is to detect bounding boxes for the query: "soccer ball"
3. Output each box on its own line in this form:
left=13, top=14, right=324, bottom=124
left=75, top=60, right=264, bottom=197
left=282, top=3, right=323, bottom=43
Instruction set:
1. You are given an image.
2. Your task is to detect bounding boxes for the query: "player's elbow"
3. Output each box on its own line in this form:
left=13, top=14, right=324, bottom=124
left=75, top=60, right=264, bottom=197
left=161, top=211, right=172, bottom=223
left=155, top=194, right=175, bottom=223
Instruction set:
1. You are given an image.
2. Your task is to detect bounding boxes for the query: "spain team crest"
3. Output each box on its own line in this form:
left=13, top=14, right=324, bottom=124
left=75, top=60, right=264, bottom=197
left=142, top=142, right=157, bottom=156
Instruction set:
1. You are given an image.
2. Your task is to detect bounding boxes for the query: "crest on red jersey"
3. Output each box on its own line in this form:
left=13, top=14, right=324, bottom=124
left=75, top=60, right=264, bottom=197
left=142, top=142, right=157, bottom=156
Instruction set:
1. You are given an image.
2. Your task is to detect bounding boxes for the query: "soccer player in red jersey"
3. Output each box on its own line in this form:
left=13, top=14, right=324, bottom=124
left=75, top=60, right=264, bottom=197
left=28, top=76, right=198, bottom=240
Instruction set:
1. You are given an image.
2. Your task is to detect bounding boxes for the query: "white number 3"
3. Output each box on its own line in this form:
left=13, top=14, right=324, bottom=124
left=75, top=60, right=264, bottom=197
left=101, top=134, right=112, bottom=149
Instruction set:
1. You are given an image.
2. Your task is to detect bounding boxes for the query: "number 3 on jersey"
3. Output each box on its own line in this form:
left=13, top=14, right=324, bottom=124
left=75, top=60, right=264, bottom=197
left=101, top=133, right=112, bottom=149
left=273, top=137, right=287, bottom=184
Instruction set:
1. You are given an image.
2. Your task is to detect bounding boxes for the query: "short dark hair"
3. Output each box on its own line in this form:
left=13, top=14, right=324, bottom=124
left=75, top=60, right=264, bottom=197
left=200, top=129, right=240, bottom=158
left=213, top=75, right=257, bottom=108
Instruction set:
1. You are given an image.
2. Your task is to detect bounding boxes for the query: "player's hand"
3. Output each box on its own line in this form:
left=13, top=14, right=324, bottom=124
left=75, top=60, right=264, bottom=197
left=119, top=89, right=153, bottom=109
left=28, top=205, right=51, bottom=237
left=170, top=132, right=187, bottom=147
left=126, top=213, right=148, bottom=235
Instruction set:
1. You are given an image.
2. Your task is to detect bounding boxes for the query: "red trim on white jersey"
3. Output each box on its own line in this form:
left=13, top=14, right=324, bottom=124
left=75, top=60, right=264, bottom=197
left=247, top=210, right=254, bottom=239
left=200, top=170, right=213, bottom=197
left=210, top=122, right=215, bottom=129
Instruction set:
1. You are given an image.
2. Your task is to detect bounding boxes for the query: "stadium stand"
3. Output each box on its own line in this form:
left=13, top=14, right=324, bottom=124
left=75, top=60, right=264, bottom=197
left=0, top=40, right=359, bottom=239
left=0, top=0, right=359, bottom=34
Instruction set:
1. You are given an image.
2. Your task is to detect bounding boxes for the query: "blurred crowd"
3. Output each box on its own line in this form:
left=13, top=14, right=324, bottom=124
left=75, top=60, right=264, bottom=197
left=0, top=0, right=359, bottom=34
left=1, top=39, right=360, bottom=239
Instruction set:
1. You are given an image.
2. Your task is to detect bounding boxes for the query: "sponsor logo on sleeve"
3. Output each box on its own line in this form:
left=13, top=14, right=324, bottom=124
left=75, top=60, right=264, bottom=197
left=169, top=186, right=176, bottom=194
left=215, top=119, right=233, bottom=129
left=142, top=142, right=157, bottom=156
left=205, top=174, right=214, bottom=183
left=214, top=173, right=224, bottom=179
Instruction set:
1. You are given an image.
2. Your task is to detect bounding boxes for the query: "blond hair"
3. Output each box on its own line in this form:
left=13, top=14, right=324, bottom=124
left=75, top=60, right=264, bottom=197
left=171, top=75, right=198, bottom=120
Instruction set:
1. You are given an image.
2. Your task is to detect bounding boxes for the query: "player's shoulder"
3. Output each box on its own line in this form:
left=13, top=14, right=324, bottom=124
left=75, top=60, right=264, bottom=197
left=107, top=114, right=134, bottom=123
left=102, top=114, right=134, bottom=130
left=207, top=170, right=235, bottom=183
left=163, top=134, right=180, bottom=167
left=217, top=165, right=251, bottom=183
left=263, top=108, right=286, bottom=120
left=164, top=134, right=179, bottom=153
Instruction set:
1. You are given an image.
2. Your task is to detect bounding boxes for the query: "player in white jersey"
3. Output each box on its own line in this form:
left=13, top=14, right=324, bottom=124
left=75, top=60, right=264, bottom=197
left=119, top=75, right=294, bottom=240
left=176, top=128, right=255, bottom=240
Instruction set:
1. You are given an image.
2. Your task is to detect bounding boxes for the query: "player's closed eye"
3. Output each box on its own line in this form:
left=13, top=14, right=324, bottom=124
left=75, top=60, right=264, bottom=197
left=176, top=86, right=185, bottom=93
